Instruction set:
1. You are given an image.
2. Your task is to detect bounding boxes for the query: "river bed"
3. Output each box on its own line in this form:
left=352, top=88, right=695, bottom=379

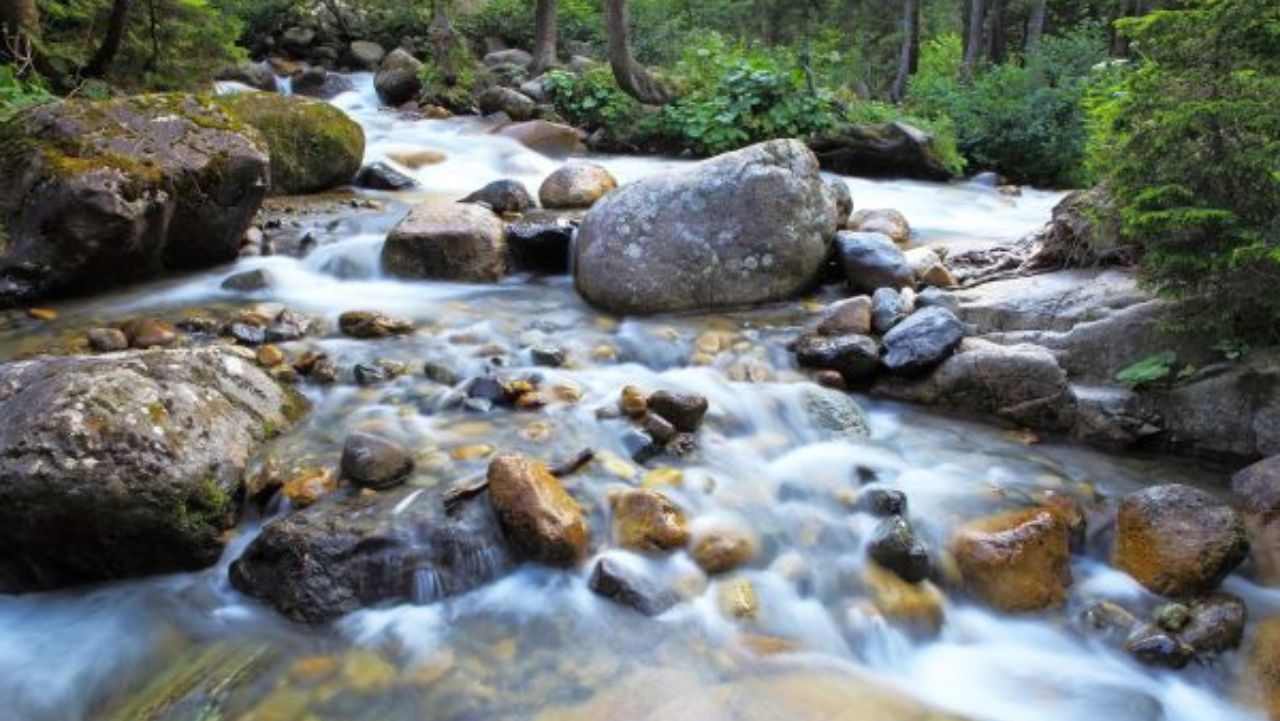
left=0, top=76, right=1267, bottom=721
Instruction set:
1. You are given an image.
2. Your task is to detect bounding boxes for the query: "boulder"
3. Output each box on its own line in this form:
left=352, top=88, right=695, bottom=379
left=0, top=95, right=268, bottom=305
left=374, top=48, right=424, bottom=106
left=951, top=507, right=1072, bottom=612
left=818, top=296, right=872, bottom=336
left=507, top=211, right=576, bottom=273
left=477, top=87, right=537, bottom=121
left=575, top=140, right=834, bottom=315
left=871, top=339, right=1075, bottom=431
left=495, top=120, right=585, bottom=157
left=807, top=122, right=955, bottom=181
left=1113, top=484, right=1248, bottom=597
left=848, top=209, right=911, bottom=245
left=794, top=333, right=879, bottom=380
left=881, top=307, right=965, bottom=375
left=484, top=48, right=534, bottom=69
left=0, top=348, right=303, bottom=591
left=822, top=176, right=853, bottom=228
left=487, top=454, right=590, bottom=566
left=355, top=162, right=417, bottom=191
left=382, top=200, right=508, bottom=282
left=1233, top=456, right=1280, bottom=585
left=835, top=232, right=915, bottom=294
left=539, top=161, right=618, bottom=209
left=610, top=488, right=690, bottom=554
left=347, top=40, right=386, bottom=71
left=281, top=26, right=315, bottom=50
left=462, top=179, right=535, bottom=215
left=229, top=485, right=512, bottom=623
left=216, top=61, right=277, bottom=92
left=339, top=433, right=413, bottom=490
left=291, top=66, right=353, bottom=99
left=215, top=93, right=364, bottom=195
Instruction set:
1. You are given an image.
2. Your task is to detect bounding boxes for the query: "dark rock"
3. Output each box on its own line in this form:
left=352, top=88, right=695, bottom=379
left=531, top=346, right=566, bottom=367
left=356, top=162, right=417, bottom=191
left=222, top=268, right=274, bottom=292
left=807, top=122, right=955, bottom=181
left=1113, top=484, right=1249, bottom=598
left=0, top=349, right=303, bottom=592
left=1081, top=601, right=1140, bottom=640
left=871, top=287, right=909, bottom=334
left=589, top=557, right=679, bottom=616
left=623, top=429, right=662, bottom=464
left=216, top=61, right=278, bottom=92
left=507, top=212, right=576, bottom=274
left=1126, top=628, right=1195, bottom=670
left=647, top=391, right=709, bottom=433
left=641, top=413, right=679, bottom=445
left=818, top=296, right=873, bottom=336
left=86, top=327, right=128, bottom=352
left=881, top=307, right=965, bottom=375
left=0, top=96, right=268, bottom=306
left=462, top=179, right=535, bottom=215
left=383, top=200, right=508, bottom=282
left=230, top=484, right=513, bottom=623
left=424, top=362, right=460, bottom=386
left=1182, top=593, right=1247, bottom=655
left=347, top=40, right=386, bottom=71
left=354, top=361, right=405, bottom=386
left=477, top=87, right=537, bottom=122
left=340, top=432, right=413, bottom=490
left=868, top=516, right=931, bottom=583
left=466, top=376, right=506, bottom=405
left=854, top=488, right=908, bottom=517
left=575, top=140, right=832, bottom=315
left=835, top=231, right=915, bottom=295
left=291, top=66, right=353, bottom=99
left=374, top=48, right=424, bottom=106
left=281, top=26, right=315, bottom=50
left=794, top=333, right=879, bottom=380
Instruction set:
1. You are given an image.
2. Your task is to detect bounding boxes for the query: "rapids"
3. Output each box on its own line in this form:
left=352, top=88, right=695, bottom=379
left=0, top=74, right=1265, bottom=721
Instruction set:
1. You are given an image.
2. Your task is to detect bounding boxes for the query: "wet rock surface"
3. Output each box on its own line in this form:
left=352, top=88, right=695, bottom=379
left=383, top=200, right=508, bottom=282
left=0, top=348, right=303, bottom=591
left=952, top=507, right=1072, bottom=613
left=487, top=454, right=590, bottom=566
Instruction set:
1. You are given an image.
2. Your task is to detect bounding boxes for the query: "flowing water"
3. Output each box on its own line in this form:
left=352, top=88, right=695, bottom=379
left=0, top=75, right=1268, bottom=721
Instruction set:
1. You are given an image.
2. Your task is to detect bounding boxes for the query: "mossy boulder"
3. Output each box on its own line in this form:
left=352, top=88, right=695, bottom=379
left=0, top=348, right=306, bottom=592
left=0, top=94, right=269, bottom=306
left=215, top=92, right=364, bottom=196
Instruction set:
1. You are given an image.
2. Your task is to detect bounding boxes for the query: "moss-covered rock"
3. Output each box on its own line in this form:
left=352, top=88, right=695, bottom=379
left=215, top=92, right=364, bottom=196
left=0, top=94, right=269, bottom=306
left=0, top=347, right=306, bottom=592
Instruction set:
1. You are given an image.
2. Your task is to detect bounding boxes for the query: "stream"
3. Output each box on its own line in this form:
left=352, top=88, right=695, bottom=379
left=0, top=74, right=1268, bottom=721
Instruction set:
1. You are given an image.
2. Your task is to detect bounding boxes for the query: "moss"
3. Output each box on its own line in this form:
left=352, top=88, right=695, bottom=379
left=147, top=402, right=169, bottom=425
left=214, top=93, right=364, bottom=195
left=175, top=469, right=235, bottom=533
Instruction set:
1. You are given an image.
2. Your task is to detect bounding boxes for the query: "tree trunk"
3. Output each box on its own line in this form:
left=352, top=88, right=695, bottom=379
left=987, top=0, right=1007, bottom=64
left=890, top=0, right=920, bottom=102
left=0, top=0, right=40, bottom=64
left=531, top=0, right=557, bottom=74
left=1024, top=0, right=1047, bottom=55
left=83, top=0, right=131, bottom=78
left=963, top=0, right=985, bottom=76
left=603, top=0, right=673, bottom=105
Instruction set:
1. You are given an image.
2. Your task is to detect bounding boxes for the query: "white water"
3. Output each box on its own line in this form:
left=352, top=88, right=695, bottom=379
left=0, top=77, right=1264, bottom=721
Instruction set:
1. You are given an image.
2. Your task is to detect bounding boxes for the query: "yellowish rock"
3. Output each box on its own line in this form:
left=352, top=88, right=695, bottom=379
left=551, top=381, right=584, bottom=404
left=520, top=421, right=554, bottom=442
left=591, top=344, right=617, bottom=362
left=340, top=650, right=398, bottom=693
left=282, top=467, right=338, bottom=508
left=288, top=655, right=341, bottom=685
left=619, top=385, right=648, bottom=417
left=450, top=444, right=495, bottom=461
left=692, top=526, right=758, bottom=575
left=611, top=488, right=690, bottom=554
left=598, top=452, right=637, bottom=481
left=642, top=467, right=685, bottom=489
left=718, top=577, right=760, bottom=620
left=862, top=562, right=946, bottom=635
left=256, top=344, right=285, bottom=367
left=27, top=308, right=58, bottom=322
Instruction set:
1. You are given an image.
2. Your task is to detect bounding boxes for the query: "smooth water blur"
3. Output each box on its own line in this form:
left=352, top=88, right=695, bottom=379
left=0, top=78, right=1264, bottom=721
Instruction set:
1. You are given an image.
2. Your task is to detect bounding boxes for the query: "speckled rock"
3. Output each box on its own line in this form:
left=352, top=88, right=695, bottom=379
left=575, top=140, right=835, bottom=315
left=0, top=348, right=304, bottom=592
left=382, top=200, right=508, bottom=282
left=0, top=95, right=269, bottom=306
left=836, top=232, right=915, bottom=295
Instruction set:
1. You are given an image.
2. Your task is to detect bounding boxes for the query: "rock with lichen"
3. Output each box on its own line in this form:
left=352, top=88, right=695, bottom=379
left=0, top=94, right=269, bottom=306
left=0, top=348, right=305, bottom=592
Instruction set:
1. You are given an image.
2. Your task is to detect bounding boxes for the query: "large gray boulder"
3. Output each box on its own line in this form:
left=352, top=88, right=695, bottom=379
left=231, top=485, right=513, bottom=623
left=0, top=348, right=305, bottom=592
left=347, top=40, right=387, bottom=71
left=383, top=200, right=508, bottom=282
left=575, top=139, right=836, bottom=315
left=374, top=48, right=424, bottom=106
left=0, top=95, right=269, bottom=306
left=477, top=87, right=537, bottom=121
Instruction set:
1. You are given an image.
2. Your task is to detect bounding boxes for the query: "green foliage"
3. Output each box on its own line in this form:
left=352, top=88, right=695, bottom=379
left=841, top=99, right=966, bottom=177
left=1115, top=351, right=1180, bottom=389
left=544, top=68, right=640, bottom=131
left=1086, top=0, right=1280, bottom=339
left=458, top=0, right=604, bottom=59
left=907, top=25, right=1108, bottom=187
left=0, top=65, right=52, bottom=120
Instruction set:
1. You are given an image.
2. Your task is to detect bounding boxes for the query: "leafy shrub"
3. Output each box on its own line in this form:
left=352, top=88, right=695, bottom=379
left=907, top=25, right=1107, bottom=187
left=458, top=0, right=604, bottom=58
left=0, top=65, right=52, bottom=120
left=1086, top=0, right=1280, bottom=340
